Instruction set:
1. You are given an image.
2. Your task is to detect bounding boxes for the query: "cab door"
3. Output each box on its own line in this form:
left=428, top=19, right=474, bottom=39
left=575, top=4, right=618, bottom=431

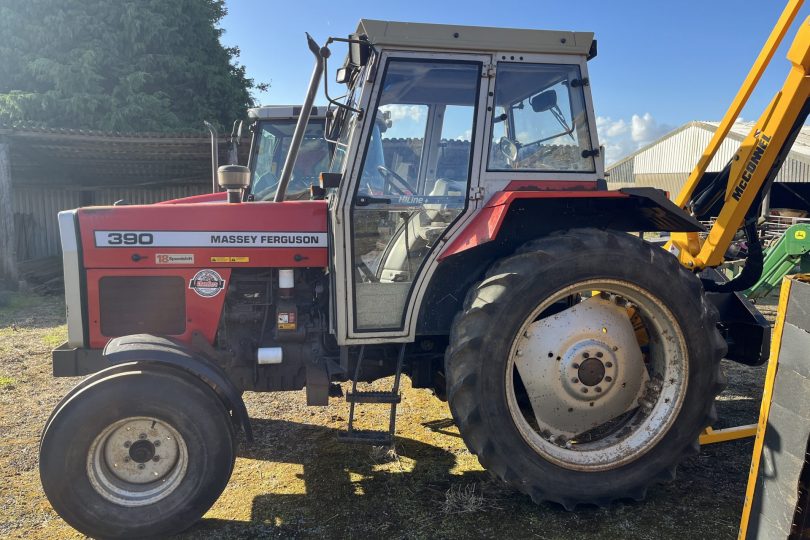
left=332, top=52, right=490, bottom=343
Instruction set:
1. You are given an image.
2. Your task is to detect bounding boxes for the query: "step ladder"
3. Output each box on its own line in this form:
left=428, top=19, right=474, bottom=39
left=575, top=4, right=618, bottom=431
left=337, top=344, right=405, bottom=446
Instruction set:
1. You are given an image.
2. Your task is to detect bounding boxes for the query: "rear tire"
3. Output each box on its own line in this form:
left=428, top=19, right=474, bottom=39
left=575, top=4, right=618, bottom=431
left=40, top=367, right=236, bottom=538
left=445, top=228, right=726, bottom=508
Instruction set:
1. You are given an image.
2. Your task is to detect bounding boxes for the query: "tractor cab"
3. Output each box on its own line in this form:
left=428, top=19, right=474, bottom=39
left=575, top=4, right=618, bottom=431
left=311, top=20, right=602, bottom=340
left=246, top=105, right=331, bottom=200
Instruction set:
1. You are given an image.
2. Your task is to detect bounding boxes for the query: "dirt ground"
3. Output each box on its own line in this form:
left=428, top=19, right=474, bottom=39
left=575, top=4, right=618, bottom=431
left=0, top=292, right=773, bottom=539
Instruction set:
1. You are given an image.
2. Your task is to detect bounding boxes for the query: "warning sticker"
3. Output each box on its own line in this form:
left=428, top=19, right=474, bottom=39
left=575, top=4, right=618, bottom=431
left=277, top=311, right=297, bottom=330
left=156, top=253, right=194, bottom=264
left=189, top=269, right=225, bottom=298
left=210, top=256, right=250, bottom=263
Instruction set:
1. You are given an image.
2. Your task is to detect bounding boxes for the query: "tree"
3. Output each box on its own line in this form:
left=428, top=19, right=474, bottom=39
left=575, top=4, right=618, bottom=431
left=0, top=0, right=256, bottom=132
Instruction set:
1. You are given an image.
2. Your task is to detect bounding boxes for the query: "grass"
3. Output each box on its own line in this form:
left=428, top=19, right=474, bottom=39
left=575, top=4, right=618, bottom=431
left=0, top=292, right=773, bottom=539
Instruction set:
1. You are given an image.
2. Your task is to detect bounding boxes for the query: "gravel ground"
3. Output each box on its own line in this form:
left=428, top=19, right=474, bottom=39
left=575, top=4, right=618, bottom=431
left=0, top=292, right=774, bottom=539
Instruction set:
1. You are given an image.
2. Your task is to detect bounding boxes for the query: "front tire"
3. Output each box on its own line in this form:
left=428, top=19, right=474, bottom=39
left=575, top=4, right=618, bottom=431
left=445, top=229, right=726, bottom=508
left=40, top=367, right=236, bottom=538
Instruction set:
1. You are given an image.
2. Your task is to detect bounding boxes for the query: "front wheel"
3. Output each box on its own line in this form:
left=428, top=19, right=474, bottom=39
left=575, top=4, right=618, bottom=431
left=40, top=367, right=236, bottom=538
left=445, top=229, right=726, bottom=508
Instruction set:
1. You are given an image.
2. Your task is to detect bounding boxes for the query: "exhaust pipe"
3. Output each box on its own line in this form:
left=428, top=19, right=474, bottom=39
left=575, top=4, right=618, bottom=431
left=203, top=120, right=219, bottom=194
left=275, top=33, right=325, bottom=202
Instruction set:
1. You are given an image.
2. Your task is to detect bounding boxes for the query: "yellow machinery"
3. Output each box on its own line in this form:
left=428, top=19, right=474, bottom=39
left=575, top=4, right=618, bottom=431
left=669, top=0, right=808, bottom=272
left=663, top=0, right=810, bottom=446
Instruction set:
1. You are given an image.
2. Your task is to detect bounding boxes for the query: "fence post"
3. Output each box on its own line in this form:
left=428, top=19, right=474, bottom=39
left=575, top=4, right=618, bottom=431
left=0, top=138, right=19, bottom=288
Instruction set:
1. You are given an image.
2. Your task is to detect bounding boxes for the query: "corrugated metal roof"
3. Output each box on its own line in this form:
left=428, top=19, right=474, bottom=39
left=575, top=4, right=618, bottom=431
left=605, top=120, right=810, bottom=197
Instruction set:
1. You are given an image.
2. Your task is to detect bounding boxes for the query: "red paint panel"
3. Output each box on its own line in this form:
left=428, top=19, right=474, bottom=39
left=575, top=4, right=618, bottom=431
left=78, top=200, right=328, bottom=269
left=505, top=180, right=599, bottom=192
left=85, top=268, right=230, bottom=349
left=157, top=192, right=227, bottom=204
left=439, top=189, right=630, bottom=260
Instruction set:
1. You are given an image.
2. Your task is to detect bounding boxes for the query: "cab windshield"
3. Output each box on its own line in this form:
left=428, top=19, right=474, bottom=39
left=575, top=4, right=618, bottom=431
left=251, top=120, right=330, bottom=201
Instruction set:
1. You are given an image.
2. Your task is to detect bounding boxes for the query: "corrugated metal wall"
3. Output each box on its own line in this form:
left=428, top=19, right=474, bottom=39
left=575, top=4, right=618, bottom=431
left=13, top=183, right=209, bottom=260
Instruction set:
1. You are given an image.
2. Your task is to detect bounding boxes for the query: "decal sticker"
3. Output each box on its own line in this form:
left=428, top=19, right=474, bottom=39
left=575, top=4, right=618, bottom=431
left=155, top=253, right=194, bottom=264
left=189, top=269, right=225, bottom=298
left=95, top=231, right=327, bottom=248
left=795, top=230, right=806, bottom=240
left=277, top=311, right=297, bottom=330
left=210, top=256, right=250, bottom=263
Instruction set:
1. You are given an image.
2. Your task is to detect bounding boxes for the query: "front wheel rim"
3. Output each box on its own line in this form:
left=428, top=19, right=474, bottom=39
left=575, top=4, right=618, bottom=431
left=87, top=416, right=189, bottom=507
left=505, top=279, right=689, bottom=472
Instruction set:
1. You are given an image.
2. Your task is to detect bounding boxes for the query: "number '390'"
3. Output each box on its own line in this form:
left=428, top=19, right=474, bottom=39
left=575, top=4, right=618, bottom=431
left=107, top=232, right=154, bottom=245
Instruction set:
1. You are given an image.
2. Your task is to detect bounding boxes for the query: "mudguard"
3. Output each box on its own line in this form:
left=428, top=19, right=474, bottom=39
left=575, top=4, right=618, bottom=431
left=102, top=334, right=253, bottom=441
left=440, top=186, right=705, bottom=260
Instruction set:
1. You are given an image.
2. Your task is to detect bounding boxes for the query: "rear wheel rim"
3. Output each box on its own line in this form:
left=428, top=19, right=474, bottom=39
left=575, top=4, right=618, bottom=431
left=87, top=416, right=188, bottom=507
left=505, top=279, right=689, bottom=472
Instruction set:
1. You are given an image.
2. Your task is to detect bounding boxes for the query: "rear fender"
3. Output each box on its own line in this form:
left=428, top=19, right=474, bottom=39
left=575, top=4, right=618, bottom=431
left=439, top=187, right=705, bottom=260
left=102, top=334, right=253, bottom=441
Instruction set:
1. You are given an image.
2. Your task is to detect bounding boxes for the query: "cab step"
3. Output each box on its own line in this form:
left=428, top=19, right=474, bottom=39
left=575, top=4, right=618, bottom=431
left=337, top=344, right=405, bottom=447
left=346, top=390, right=401, bottom=404
left=337, top=430, right=393, bottom=446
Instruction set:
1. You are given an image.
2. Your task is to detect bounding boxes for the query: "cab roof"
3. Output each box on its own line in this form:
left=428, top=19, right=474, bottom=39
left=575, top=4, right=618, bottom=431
left=356, top=19, right=595, bottom=57
left=247, top=105, right=329, bottom=120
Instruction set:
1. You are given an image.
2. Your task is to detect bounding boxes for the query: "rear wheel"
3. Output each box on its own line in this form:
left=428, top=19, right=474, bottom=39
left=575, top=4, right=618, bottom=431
left=40, top=368, right=236, bottom=538
left=445, top=229, right=726, bottom=508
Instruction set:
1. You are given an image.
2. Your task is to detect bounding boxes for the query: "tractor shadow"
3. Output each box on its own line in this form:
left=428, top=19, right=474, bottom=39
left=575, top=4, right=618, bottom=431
left=184, top=417, right=491, bottom=538
left=182, top=415, right=757, bottom=539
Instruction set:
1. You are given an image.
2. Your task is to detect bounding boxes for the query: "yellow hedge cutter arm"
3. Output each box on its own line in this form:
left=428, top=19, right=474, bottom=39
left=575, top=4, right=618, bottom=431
left=668, top=0, right=809, bottom=279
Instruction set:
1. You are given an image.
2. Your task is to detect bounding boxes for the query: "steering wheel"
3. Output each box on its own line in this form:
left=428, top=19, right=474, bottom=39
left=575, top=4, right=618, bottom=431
left=376, top=165, right=417, bottom=195
left=252, top=171, right=280, bottom=200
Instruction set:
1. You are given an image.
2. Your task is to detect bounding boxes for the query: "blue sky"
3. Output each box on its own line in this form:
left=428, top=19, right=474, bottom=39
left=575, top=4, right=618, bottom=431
left=221, top=0, right=809, bottom=162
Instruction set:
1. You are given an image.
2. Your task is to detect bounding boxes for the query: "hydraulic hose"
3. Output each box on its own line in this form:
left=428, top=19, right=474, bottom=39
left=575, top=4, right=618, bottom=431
left=701, top=219, right=764, bottom=293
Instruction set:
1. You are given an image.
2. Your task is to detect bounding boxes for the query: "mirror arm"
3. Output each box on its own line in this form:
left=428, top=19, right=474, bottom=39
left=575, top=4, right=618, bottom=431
left=322, top=46, right=363, bottom=116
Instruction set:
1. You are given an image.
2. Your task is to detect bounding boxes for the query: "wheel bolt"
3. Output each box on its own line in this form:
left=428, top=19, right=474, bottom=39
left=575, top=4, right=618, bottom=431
left=124, top=457, right=130, bottom=462
left=154, top=440, right=161, bottom=447
left=582, top=352, right=589, bottom=358
left=595, top=387, right=602, bottom=393
left=581, top=388, right=588, bottom=394
left=596, top=352, right=603, bottom=358
left=605, top=362, right=613, bottom=368
left=139, top=433, right=147, bottom=440
left=137, top=463, right=145, bottom=470
left=123, top=441, right=131, bottom=448
left=152, top=456, right=160, bottom=462
left=572, top=363, right=580, bottom=369
left=571, top=378, right=579, bottom=384
left=605, top=376, right=613, bottom=382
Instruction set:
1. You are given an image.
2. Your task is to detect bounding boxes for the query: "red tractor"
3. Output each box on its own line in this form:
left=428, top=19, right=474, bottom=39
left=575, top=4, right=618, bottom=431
left=41, top=18, right=787, bottom=538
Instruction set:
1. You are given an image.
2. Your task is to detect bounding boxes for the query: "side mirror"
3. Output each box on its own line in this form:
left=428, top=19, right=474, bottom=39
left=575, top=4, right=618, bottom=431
left=530, top=90, right=557, bottom=113
left=349, top=34, right=370, bottom=67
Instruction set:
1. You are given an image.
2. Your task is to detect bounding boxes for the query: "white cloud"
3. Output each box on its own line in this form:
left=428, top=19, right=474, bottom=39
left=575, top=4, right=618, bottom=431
left=597, top=113, right=673, bottom=165
left=380, top=104, right=425, bottom=122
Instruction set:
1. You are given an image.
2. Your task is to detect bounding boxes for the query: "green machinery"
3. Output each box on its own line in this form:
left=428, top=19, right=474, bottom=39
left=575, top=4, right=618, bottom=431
left=746, top=223, right=810, bottom=300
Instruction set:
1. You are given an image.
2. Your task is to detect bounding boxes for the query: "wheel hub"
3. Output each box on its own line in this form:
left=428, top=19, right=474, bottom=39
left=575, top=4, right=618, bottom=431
left=128, top=439, right=156, bottom=464
left=559, top=340, right=619, bottom=401
left=513, top=296, right=650, bottom=439
left=578, top=357, right=605, bottom=386
left=87, top=416, right=188, bottom=506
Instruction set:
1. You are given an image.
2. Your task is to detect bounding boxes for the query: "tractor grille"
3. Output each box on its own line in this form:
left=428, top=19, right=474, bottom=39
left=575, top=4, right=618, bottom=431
left=99, top=276, right=186, bottom=337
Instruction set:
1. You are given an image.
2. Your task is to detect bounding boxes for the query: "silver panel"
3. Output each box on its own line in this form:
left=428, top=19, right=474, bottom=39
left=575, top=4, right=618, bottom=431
left=58, top=210, right=85, bottom=348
